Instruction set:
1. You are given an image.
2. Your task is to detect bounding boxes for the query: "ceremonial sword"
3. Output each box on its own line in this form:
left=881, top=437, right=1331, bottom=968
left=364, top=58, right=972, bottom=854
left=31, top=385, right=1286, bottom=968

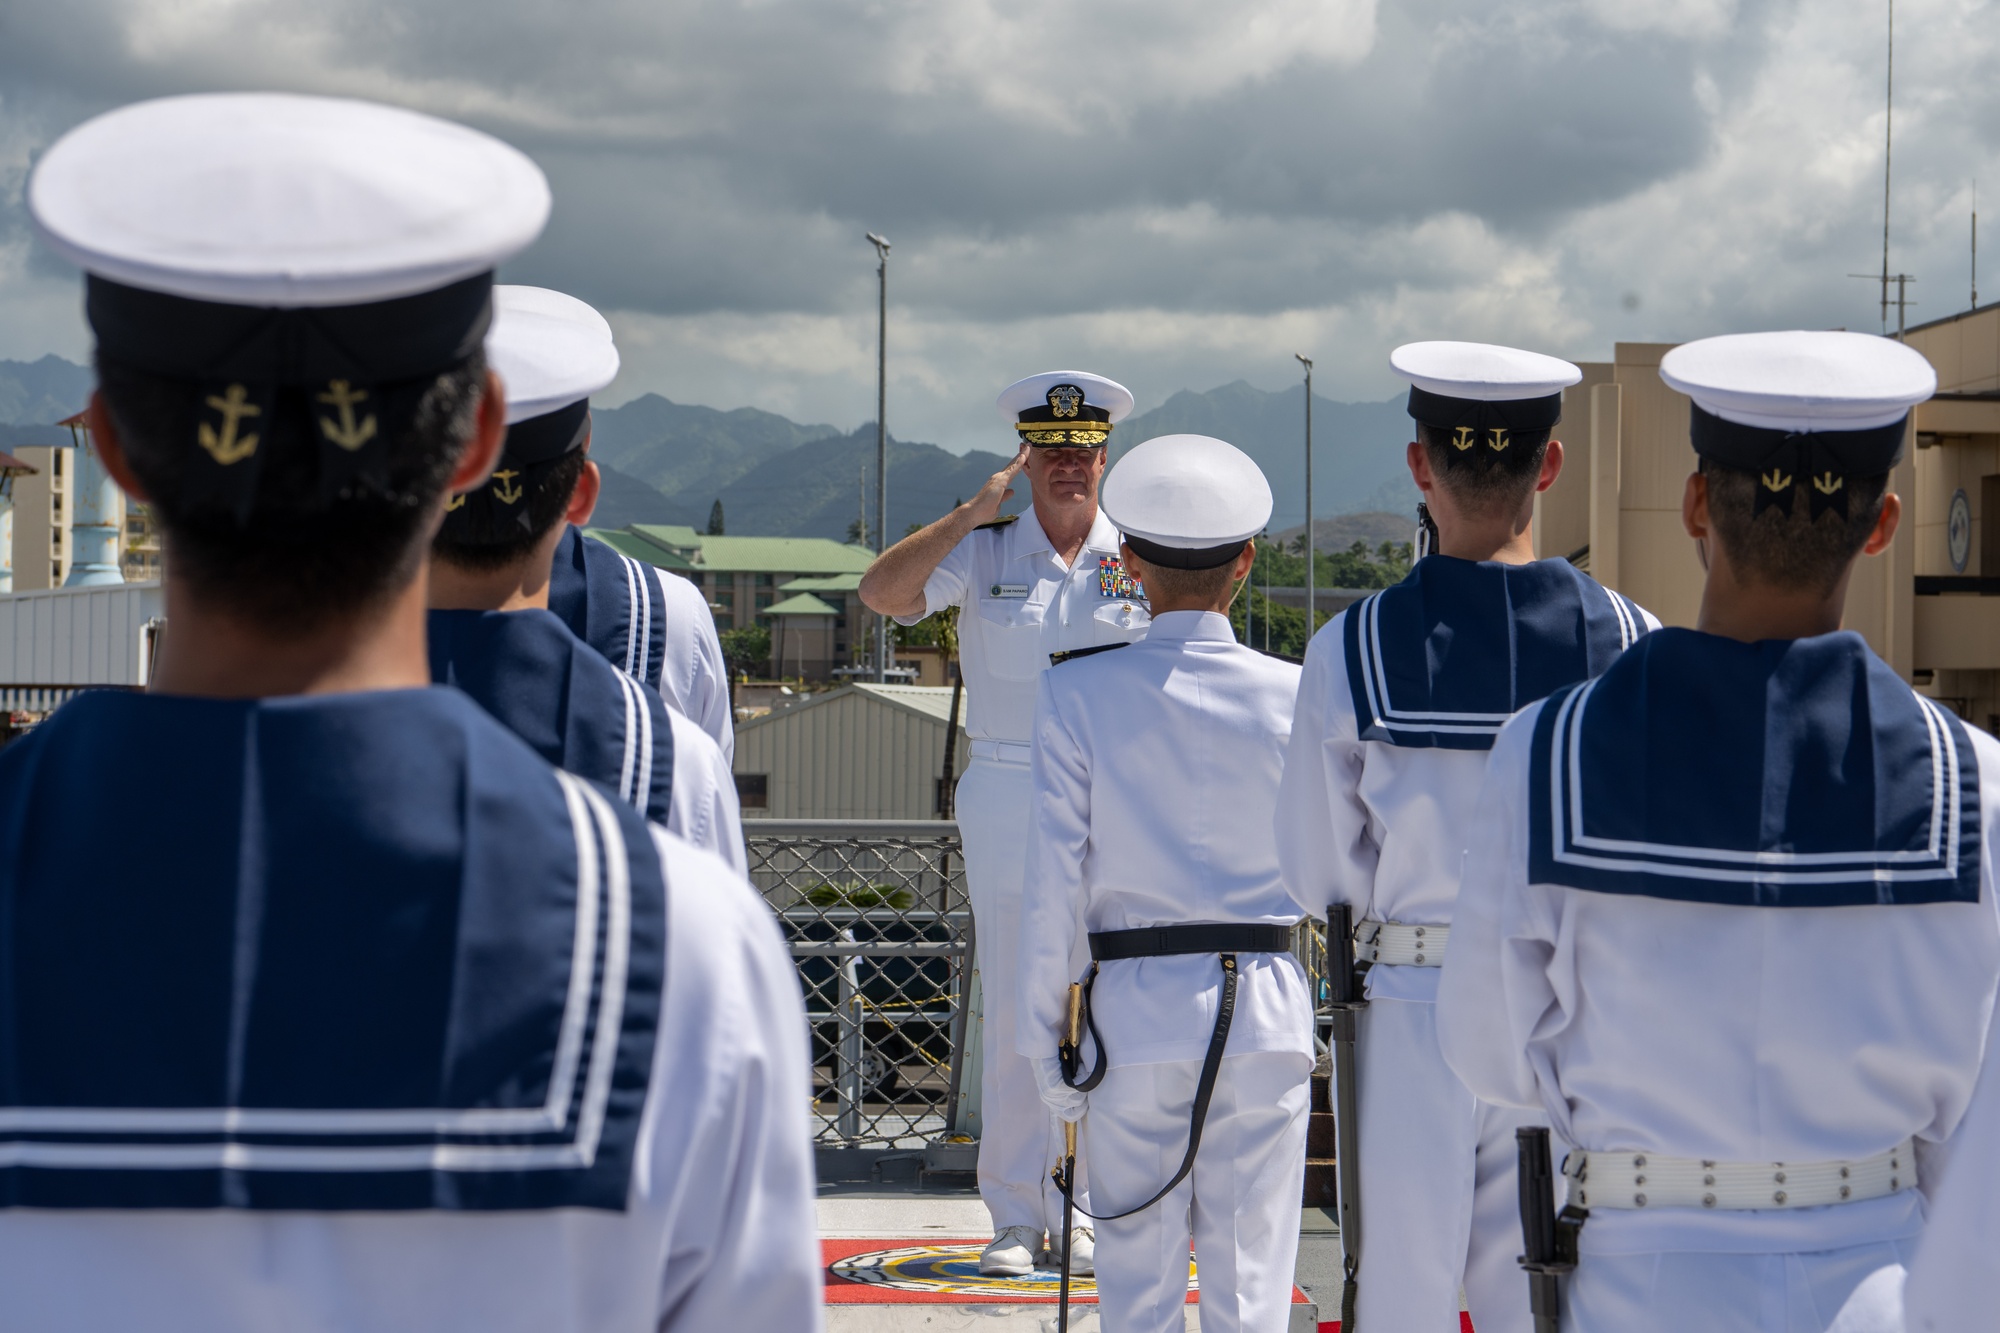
left=1054, top=981, right=1087, bottom=1333
left=1326, top=903, right=1368, bottom=1330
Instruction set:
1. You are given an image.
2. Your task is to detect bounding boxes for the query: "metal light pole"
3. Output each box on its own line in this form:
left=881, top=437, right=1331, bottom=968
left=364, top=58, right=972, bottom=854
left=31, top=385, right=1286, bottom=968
left=1296, top=354, right=1314, bottom=637
left=868, top=232, right=892, bottom=682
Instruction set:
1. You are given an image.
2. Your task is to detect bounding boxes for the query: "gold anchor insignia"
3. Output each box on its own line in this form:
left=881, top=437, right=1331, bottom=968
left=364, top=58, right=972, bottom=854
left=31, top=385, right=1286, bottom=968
left=490, top=470, right=524, bottom=504
left=1812, top=472, right=1844, bottom=495
left=1450, top=426, right=1477, bottom=452
left=1486, top=428, right=1510, bottom=452
left=316, top=380, right=378, bottom=452
left=197, top=383, right=262, bottom=465
left=1046, top=384, right=1084, bottom=419
left=445, top=494, right=466, bottom=511
left=1761, top=468, right=1794, bottom=493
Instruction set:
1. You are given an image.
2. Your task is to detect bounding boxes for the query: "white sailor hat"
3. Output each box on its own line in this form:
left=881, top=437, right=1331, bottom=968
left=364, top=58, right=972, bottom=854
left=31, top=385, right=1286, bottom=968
left=488, top=285, right=620, bottom=426
left=1660, top=331, right=1934, bottom=519
left=28, top=93, right=550, bottom=519
left=1390, top=341, right=1581, bottom=443
left=1100, top=434, right=1272, bottom=570
left=30, top=92, right=549, bottom=308
left=996, top=371, right=1135, bottom=447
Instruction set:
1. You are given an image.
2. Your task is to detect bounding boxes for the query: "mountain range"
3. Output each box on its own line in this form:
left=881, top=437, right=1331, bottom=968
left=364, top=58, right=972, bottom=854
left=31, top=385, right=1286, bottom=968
left=0, top=356, right=1421, bottom=542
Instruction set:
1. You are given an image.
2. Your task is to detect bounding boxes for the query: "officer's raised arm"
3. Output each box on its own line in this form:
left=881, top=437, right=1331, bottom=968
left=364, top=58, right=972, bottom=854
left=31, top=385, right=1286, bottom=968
left=860, top=442, right=1028, bottom=619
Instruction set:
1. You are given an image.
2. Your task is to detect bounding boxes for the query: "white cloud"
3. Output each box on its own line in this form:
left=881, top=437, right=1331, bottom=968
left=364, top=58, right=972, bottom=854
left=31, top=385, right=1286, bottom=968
left=1, top=0, right=1996, bottom=453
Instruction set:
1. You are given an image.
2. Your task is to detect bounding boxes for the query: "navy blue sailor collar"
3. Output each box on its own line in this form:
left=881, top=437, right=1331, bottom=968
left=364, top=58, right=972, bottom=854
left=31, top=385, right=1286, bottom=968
left=1528, top=628, right=1981, bottom=907
left=0, top=687, right=665, bottom=1211
left=1343, top=555, right=1646, bottom=750
left=428, top=606, right=674, bottom=823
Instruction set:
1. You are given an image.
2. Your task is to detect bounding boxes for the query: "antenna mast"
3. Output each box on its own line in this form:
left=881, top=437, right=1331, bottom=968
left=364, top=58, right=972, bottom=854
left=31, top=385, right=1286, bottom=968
left=1879, top=0, right=1893, bottom=331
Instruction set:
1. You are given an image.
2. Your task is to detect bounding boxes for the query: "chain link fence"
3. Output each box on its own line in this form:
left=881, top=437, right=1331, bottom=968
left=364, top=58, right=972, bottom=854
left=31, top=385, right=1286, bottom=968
left=746, top=818, right=1334, bottom=1147
left=745, top=820, right=972, bottom=1148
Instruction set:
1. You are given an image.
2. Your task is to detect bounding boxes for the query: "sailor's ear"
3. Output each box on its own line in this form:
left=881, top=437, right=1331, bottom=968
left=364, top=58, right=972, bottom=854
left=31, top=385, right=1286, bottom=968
left=1861, top=492, right=1901, bottom=557
left=84, top=391, right=151, bottom=502
left=1682, top=471, right=1710, bottom=541
left=447, top=369, right=508, bottom=495
left=567, top=460, right=600, bottom=526
left=1536, top=439, right=1564, bottom=493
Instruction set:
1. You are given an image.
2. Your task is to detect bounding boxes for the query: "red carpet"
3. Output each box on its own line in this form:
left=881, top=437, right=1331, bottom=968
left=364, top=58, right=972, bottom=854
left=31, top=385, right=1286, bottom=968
left=1321, top=1319, right=1475, bottom=1332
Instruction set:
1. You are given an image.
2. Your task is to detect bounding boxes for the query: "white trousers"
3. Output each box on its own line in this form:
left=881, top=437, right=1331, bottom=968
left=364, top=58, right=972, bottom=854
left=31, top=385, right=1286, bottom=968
left=1346, top=994, right=1544, bottom=1333
left=1568, top=1239, right=1915, bottom=1333
left=957, top=757, right=1083, bottom=1235
left=1085, top=1051, right=1312, bottom=1333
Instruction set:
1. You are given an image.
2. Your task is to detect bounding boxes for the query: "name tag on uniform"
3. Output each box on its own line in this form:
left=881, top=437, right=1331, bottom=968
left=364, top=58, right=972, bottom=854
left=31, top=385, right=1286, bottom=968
left=989, top=584, right=1030, bottom=599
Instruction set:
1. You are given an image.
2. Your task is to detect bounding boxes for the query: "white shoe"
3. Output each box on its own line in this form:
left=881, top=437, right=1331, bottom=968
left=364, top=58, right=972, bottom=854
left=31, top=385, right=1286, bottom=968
left=1062, top=1226, right=1095, bottom=1276
left=979, top=1225, right=1043, bottom=1276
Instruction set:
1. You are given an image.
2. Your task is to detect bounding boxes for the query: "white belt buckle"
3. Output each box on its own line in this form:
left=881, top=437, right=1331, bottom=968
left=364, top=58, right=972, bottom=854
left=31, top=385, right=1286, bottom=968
left=1354, top=919, right=1448, bottom=967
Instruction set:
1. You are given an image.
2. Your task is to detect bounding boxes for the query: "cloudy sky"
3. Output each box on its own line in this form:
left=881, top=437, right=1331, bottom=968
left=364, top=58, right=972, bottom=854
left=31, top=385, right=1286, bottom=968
left=1, top=0, right=1995, bottom=451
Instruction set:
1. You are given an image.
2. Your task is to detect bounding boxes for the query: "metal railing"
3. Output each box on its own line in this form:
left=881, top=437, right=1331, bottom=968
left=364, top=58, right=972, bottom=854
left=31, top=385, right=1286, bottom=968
left=746, top=817, right=1335, bottom=1147
left=745, top=820, right=971, bottom=1148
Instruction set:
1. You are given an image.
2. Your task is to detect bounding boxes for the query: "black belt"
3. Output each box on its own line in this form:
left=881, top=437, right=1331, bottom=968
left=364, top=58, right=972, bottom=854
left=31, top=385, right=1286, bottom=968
left=1057, top=923, right=1292, bottom=1222
left=1088, top=923, right=1293, bottom=961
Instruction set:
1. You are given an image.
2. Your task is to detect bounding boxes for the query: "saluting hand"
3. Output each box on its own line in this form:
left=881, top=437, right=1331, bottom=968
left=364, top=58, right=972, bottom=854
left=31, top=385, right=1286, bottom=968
left=964, top=443, right=1030, bottom=526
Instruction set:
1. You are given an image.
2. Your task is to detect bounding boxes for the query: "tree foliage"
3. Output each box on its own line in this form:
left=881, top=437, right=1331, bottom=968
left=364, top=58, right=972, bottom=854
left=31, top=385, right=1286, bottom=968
left=719, top=624, right=771, bottom=679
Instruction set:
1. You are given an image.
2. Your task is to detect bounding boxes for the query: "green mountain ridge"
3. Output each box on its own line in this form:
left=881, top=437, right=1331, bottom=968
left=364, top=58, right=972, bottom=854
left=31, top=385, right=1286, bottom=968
left=0, top=357, right=1422, bottom=543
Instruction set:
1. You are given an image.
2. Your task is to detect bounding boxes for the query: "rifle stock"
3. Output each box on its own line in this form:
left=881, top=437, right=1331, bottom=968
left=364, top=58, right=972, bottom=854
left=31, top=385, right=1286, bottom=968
left=1517, top=1126, right=1583, bottom=1333
left=1326, top=904, right=1366, bottom=1329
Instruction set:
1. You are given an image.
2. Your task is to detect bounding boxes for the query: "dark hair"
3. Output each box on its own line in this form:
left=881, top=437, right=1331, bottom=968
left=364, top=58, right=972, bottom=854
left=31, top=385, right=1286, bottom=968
left=1126, top=550, right=1241, bottom=605
left=1700, top=459, right=1889, bottom=595
left=96, top=354, right=485, bottom=632
left=432, top=451, right=590, bottom=572
left=1416, top=422, right=1551, bottom=516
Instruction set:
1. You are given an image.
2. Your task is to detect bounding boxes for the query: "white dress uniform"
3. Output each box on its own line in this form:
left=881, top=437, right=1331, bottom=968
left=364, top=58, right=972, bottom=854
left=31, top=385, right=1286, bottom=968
left=432, top=286, right=747, bottom=873
left=1438, top=332, right=1998, bottom=1333
left=1020, top=435, right=1314, bottom=1333
left=1824, top=995, right=2000, bottom=1333
left=899, top=372, right=1151, bottom=1246
left=1274, top=343, right=1649, bottom=1333
left=6, top=91, right=820, bottom=1332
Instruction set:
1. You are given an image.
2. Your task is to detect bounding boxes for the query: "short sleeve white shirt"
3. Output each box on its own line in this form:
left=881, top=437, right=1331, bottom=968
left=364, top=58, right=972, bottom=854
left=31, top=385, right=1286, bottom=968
left=901, top=506, right=1151, bottom=743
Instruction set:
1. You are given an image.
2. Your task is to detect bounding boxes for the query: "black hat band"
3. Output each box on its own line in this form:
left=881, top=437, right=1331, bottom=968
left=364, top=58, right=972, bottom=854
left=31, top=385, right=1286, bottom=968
left=502, top=399, right=591, bottom=467
left=89, top=273, right=493, bottom=525
left=1121, top=532, right=1247, bottom=570
left=1408, top=386, right=1562, bottom=470
left=1690, top=403, right=1907, bottom=521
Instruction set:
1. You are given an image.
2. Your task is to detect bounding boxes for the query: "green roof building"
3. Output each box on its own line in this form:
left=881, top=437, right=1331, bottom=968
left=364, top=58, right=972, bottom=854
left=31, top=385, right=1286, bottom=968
left=585, top=525, right=880, bottom=681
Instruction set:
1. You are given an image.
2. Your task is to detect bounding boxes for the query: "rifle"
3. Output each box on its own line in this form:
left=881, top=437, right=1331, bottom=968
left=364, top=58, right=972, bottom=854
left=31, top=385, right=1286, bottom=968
left=1326, top=904, right=1367, bottom=1330
left=1517, top=1126, right=1586, bottom=1333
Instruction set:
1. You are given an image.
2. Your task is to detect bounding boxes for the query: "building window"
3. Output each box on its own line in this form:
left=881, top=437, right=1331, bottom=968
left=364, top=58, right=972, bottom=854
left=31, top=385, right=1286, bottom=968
left=735, top=774, right=769, bottom=809
left=755, top=591, right=776, bottom=612
left=51, top=451, right=63, bottom=478
left=756, top=573, right=775, bottom=587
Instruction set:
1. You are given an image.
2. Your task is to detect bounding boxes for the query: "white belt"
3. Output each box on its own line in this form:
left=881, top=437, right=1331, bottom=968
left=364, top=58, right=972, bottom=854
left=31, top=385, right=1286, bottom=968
left=1355, top=919, right=1448, bottom=967
left=1564, top=1139, right=1915, bottom=1211
left=969, top=738, right=1032, bottom=765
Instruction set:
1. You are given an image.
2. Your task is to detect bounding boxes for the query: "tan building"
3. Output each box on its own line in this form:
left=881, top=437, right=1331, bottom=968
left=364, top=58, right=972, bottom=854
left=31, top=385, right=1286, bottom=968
left=1535, top=313, right=2000, bottom=728
left=8, top=444, right=73, bottom=591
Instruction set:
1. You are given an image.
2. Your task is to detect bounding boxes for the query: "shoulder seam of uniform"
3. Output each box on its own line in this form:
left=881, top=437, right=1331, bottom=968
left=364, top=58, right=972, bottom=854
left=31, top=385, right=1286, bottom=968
left=974, top=514, right=1020, bottom=531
